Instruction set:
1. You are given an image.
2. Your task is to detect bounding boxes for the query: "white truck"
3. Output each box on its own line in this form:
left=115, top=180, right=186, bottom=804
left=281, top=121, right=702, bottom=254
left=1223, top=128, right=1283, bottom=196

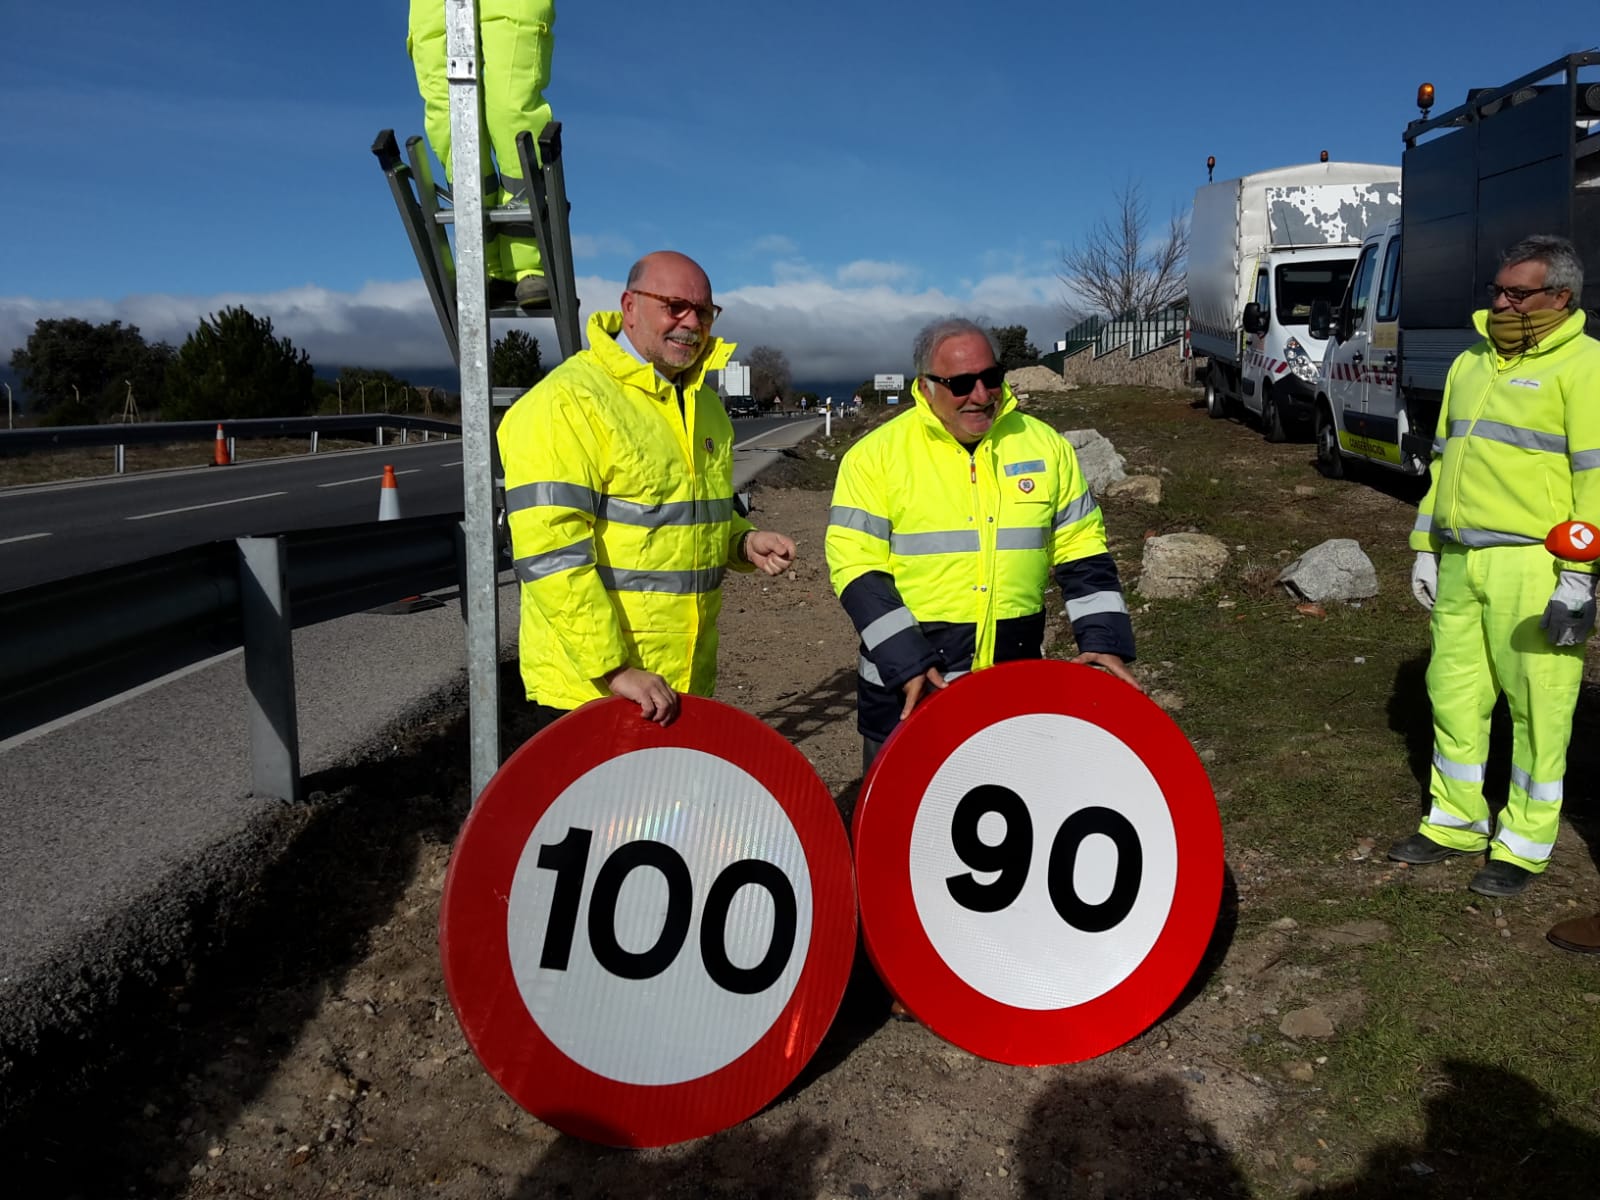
left=1190, top=163, right=1402, bottom=441
left=1312, top=53, right=1600, bottom=478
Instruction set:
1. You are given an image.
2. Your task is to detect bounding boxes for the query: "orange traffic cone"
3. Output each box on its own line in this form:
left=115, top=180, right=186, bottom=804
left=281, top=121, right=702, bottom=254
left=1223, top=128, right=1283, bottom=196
left=377, top=464, right=402, bottom=520
left=212, top=423, right=231, bottom=466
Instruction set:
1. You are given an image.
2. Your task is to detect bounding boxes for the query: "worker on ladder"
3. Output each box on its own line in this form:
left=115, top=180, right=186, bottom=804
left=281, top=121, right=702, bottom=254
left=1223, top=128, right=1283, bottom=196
left=407, top=0, right=555, bottom=309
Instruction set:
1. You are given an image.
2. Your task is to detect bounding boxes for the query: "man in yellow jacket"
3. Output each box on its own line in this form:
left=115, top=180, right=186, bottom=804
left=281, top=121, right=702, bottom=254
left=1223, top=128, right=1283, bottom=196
left=1390, top=235, right=1600, bottom=898
left=407, top=0, right=554, bottom=308
left=827, top=318, right=1138, bottom=768
left=497, top=251, right=796, bottom=726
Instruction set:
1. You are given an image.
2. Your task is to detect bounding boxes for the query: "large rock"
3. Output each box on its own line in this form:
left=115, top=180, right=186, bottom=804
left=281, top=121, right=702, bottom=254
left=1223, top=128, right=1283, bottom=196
left=1138, top=533, right=1229, bottom=599
left=1005, top=365, right=1070, bottom=393
left=1277, top=538, right=1378, bottom=603
left=1063, top=429, right=1127, bottom=494
left=1105, top=475, right=1162, bottom=505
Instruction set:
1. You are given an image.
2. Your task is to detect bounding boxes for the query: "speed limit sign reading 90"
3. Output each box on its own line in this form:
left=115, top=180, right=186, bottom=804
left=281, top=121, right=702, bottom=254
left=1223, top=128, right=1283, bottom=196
left=853, top=660, right=1223, bottom=1065
left=440, top=696, right=857, bottom=1147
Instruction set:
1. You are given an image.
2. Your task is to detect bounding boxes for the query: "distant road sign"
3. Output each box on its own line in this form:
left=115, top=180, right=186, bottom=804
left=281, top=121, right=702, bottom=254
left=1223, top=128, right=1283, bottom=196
left=853, top=660, right=1222, bottom=1066
left=874, top=373, right=905, bottom=391
left=441, top=696, right=857, bottom=1147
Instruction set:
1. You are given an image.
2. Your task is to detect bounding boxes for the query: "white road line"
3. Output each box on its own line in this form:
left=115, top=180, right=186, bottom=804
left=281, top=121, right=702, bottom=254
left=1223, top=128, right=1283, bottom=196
left=0, top=531, right=52, bottom=546
left=125, top=492, right=288, bottom=521
left=317, top=468, right=425, bottom=489
left=440, top=460, right=462, bottom=467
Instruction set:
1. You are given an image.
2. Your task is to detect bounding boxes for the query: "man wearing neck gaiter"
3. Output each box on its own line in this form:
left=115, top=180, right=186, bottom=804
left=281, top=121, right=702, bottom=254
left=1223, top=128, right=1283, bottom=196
left=1389, top=235, right=1600, bottom=899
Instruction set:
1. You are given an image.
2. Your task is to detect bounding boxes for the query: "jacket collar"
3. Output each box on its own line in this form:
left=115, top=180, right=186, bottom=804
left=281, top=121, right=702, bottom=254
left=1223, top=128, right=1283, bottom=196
left=585, top=310, right=735, bottom=396
left=910, top=376, right=1019, bottom=448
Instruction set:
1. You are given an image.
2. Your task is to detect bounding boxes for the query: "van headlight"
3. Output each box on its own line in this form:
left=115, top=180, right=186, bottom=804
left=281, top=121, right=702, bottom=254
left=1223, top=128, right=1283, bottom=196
left=1284, top=338, right=1320, bottom=384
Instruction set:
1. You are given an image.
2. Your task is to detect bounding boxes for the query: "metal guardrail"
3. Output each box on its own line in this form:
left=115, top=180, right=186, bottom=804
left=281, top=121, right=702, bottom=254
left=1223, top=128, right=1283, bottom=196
left=0, top=413, right=460, bottom=456
left=0, top=513, right=465, bottom=799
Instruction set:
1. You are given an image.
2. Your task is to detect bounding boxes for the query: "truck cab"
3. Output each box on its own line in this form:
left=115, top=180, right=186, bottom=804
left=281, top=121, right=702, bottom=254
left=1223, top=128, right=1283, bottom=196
left=1238, top=247, right=1360, bottom=440
left=1311, top=218, right=1429, bottom=477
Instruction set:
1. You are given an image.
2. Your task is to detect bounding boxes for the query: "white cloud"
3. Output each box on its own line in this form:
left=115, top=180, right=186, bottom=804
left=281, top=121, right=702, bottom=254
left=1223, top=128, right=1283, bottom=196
left=835, top=259, right=914, bottom=287
left=0, top=269, right=1071, bottom=385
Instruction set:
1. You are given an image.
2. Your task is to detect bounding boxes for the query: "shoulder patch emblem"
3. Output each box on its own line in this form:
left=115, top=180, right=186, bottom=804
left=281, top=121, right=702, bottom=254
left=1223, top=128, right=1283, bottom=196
left=1018, top=477, right=1036, bottom=494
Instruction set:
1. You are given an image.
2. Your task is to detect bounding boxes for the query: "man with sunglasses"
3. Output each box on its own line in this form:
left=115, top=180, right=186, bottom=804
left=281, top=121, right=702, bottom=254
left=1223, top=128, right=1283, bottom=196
left=1391, top=234, right=1600, bottom=899
left=497, top=250, right=797, bottom=728
left=827, top=318, right=1138, bottom=769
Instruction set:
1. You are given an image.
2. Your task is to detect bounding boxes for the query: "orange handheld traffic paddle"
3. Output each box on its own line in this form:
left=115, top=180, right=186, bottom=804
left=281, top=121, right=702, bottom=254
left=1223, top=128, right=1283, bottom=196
left=1545, top=520, right=1600, bottom=562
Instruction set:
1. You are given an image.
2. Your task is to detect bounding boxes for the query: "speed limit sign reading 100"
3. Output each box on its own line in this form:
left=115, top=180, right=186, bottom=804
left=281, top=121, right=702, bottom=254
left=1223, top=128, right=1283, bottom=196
left=440, top=696, right=857, bottom=1148
left=853, top=659, right=1223, bottom=1066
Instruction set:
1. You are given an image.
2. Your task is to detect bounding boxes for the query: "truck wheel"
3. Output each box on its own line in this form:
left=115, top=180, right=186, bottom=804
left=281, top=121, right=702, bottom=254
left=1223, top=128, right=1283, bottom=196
left=1315, top=401, right=1346, bottom=479
left=1261, top=387, right=1287, bottom=443
left=1205, top=373, right=1227, bottom=419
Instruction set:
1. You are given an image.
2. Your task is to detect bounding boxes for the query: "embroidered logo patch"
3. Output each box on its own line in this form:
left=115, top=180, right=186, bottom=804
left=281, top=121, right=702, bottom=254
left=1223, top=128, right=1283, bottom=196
left=704, top=437, right=715, bottom=452
left=1018, top=478, right=1036, bottom=494
left=1004, top=459, right=1047, bottom=477
left=1509, top=378, right=1541, bottom=389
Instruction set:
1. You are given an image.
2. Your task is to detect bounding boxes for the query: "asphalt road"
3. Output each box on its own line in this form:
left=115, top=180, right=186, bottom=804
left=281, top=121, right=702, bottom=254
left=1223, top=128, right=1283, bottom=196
left=0, top=416, right=793, bottom=592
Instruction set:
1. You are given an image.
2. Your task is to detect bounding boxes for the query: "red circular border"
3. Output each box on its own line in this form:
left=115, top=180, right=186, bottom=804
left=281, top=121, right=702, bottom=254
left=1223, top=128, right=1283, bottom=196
left=853, top=659, right=1223, bottom=1065
left=440, top=695, right=857, bottom=1147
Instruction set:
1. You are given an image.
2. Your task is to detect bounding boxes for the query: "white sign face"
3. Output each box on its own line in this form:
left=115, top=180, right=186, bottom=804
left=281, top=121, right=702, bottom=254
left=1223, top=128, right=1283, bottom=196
left=906, top=714, right=1178, bottom=1009
left=505, top=747, right=813, bottom=1086
left=874, top=373, right=905, bottom=391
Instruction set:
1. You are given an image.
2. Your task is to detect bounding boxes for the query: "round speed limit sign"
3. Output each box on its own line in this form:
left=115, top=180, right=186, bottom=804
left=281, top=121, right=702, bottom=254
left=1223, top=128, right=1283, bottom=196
left=441, top=696, right=857, bottom=1147
left=853, top=660, right=1222, bottom=1065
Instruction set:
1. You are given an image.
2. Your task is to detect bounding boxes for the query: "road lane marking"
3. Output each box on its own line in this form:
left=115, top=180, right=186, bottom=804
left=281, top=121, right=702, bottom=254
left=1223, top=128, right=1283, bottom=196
left=125, top=492, right=288, bottom=521
left=317, top=468, right=425, bottom=489
left=0, top=531, right=52, bottom=546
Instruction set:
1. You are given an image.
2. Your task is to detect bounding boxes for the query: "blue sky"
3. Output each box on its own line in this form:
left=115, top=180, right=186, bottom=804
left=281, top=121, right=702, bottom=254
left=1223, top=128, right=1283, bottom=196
left=2, top=1, right=1594, bottom=382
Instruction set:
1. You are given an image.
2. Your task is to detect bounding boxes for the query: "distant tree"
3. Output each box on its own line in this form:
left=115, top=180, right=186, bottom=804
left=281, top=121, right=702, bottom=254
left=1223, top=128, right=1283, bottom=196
left=9, top=318, right=171, bottom=420
left=162, top=307, right=315, bottom=420
left=1059, top=181, right=1188, bottom=319
left=746, top=345, right=792, bottom=408
left=988, top=325, right=1042, bottom=372
left=492, top=329, right=545, bottom=390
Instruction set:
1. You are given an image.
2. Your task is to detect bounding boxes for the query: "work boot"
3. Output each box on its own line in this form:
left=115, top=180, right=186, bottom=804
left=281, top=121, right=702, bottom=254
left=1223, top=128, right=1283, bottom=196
left=515, top=274, right=550, bottom=308
left=1547, top=913, right=1600, bottom=954
left=1468, top=860, right=1535, bottom=898
left=1387, top=832, right=1472, bottom=865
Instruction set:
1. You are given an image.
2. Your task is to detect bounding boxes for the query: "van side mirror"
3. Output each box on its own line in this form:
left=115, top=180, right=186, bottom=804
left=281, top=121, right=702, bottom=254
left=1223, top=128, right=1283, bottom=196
left=1309, top=300, right=1332, bottom=339
left=1243, top=302, right=1267, bottom=335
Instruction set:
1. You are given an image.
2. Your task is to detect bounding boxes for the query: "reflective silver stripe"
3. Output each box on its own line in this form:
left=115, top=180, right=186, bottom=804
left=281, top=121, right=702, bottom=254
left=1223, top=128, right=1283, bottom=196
left=598, top=496, right=734, bottom=527
left=501, top=176, right=530, bottom=202
left=830, top=505, right=891, bottom=541
left=1448, top=528, right=1542, bottom=548
left=1433, top=750, right=1486, bottom=783
left=997, top=527, right=1047, bottom=550
left=1066, top=590, right=1130, bottom=620
left=1052, top=492, right=1100, bottom=530
left=514, top=540, right=593, bottom=582
left=504, top=481, right=598, bottom=515
left=1432, top=437, right=1447, bottom=456
left=891, top=530, right=981, bottom=555
left=858, top=654, right=884, bottom=686
left=861, top=606, right=917, bottom=651
left=1450, top=418, right=1566, bottom=454
left=1510, top=765, right=1563, bottom=803
left=1426, top=806, right=1492, bottom=835
left=1413, top=512, right=1436, bottom=535
left=596, top=566, right=723, bottom=594
left=1493, top=827, right=1554, bottom=863
left=1573, top=449, right=1600, bottom=472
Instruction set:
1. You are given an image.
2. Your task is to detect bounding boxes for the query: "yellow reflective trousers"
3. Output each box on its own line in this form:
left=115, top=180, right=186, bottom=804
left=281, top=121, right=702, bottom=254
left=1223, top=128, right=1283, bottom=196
left=407, top=0, right=554, bottom=282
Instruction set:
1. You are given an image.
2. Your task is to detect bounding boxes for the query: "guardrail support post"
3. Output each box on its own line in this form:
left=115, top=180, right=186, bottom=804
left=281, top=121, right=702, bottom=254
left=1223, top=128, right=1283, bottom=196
left=310, top=431, right=319, bottom=454
left=115, top=444, right=126, bottom=474
left=377, top=426, right=386, bottom=447
left=238, top=536, right=303, bottom=803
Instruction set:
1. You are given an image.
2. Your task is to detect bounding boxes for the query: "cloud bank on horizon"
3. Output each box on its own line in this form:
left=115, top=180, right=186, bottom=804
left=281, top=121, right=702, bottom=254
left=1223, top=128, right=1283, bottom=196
left=0, top=265, right=1070, bottom=385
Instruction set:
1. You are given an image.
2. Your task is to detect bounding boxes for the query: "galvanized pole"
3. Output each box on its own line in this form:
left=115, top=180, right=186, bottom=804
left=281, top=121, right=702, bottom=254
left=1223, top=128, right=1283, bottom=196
left=446, top=0, right=501, bottom=799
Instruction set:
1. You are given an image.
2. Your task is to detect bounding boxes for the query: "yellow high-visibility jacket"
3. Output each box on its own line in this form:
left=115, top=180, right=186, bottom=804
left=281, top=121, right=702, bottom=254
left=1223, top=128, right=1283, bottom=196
left=827, top=381, right=1132, bottom=740
left=1412, top=308, right=1600, bottom=569
left=497, top=311, right=754, bottom=709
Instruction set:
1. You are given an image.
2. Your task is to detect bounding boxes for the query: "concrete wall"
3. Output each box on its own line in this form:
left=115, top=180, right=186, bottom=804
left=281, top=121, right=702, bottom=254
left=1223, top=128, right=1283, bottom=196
left=1057, top=339, right=1194, bottom=390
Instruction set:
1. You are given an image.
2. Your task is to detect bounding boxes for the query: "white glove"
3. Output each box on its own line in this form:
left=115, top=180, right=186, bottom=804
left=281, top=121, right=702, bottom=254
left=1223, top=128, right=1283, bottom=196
left=1541, top=570, right=1598, bottom=646
left=1410, top=552, right=1439, bottom=611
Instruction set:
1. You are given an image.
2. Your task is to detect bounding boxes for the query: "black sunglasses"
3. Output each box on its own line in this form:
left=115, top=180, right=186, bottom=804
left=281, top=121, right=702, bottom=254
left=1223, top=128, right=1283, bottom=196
left=922, top=365, right=1004, bottom=398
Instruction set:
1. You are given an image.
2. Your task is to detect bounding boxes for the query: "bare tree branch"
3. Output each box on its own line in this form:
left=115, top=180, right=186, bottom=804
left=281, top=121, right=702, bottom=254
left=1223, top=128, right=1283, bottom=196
left=1059, top=182, right=1189, bottom=320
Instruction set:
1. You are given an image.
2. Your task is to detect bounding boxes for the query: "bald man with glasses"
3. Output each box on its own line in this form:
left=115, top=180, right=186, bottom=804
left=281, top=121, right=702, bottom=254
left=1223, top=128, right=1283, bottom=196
left=497, top=250, right=796, bottom=729
left=826, top=317, right=1138, bottom=769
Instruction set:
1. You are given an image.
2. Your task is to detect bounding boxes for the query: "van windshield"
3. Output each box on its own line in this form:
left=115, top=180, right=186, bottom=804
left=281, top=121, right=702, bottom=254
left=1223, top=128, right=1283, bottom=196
left=1276, top=261, right=1357, bottom=333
